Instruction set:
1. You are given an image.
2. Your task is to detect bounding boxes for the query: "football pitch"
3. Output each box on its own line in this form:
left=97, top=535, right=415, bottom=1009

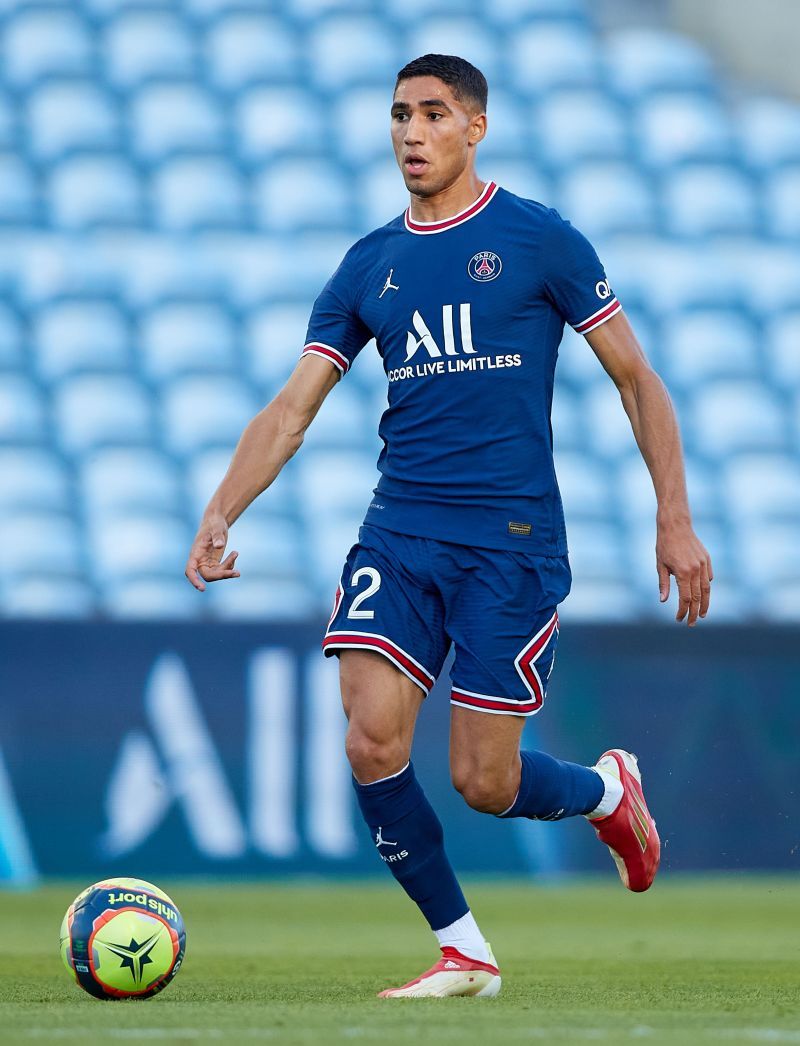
left=1, top=878, right=798, bottom=1045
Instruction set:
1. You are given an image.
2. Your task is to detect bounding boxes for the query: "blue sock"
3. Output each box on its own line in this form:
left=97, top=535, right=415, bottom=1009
left=352, top=762, right=468, bottom=931
left=499, top=750, right=604, bottom=821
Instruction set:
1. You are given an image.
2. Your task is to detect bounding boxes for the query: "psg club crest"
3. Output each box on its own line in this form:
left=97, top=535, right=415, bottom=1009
left=468, top=251, right=502, bottom=282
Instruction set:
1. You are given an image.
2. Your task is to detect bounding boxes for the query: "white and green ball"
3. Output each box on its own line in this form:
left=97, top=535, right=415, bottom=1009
left=60, top=877, right=186, bottom=1000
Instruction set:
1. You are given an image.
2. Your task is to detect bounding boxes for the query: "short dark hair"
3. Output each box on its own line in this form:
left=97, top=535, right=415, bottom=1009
left=395, top=54, right=488, bottom=113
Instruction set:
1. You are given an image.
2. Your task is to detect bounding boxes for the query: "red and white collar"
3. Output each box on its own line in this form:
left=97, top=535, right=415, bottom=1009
left=404, top=181, right=499, bottom=235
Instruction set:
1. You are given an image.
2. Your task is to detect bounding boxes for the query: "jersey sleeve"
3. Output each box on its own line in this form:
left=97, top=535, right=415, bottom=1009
left=542, top=214, right=622, bottom=335
left=302, top=245, right=373, bottom=376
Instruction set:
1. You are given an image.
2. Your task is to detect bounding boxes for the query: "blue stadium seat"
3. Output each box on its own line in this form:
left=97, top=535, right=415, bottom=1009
left=0, top=302, right=23, bottom=367
left=0, top=448, right=70, bottom=513
left=485, top=0, right=589, bottom=27
left=0, top=511, right=83, bottom=574
left=102, top=577, right=202, bottom=621
left=384, top=0, right=482, bottom=17
left=663, top=165, right=758, bottom=237
left=555, top=324, right=606, bottom=389
left=301, top=381, right=371, bottom=452
left=558, top=162, right=656, bottom=236
left=2, top=576, right=96, bottom=619
left=407, top=18, right=502, bottom=84
left=103, top=11, right=195, bottom=90
left=140, top=302, right=237, bottom=381
left=253, top=160, right=351, bottom=232
left=185, top=0, right=271, bottom=18
left=661, top=309, right=759, bottom=389
left=764, top=166, right=800, bottom=239
left=477, top=91, right=531, bottom=160
left=245, top=303, right=310, bottom=392
left=235, top=87, right=324, bottom=166
left=552, top=451, right=612, bottom=521
left=737, top=96, right=800, bottom=171
left=26, top=81, right=119, bottom=162
left=162, top=375, right=257, bottom=456
left=47, top=155, right=143, bottom=229
left=204, top=15, right=299, bottom=93
left=130, top=84, right=225, bottom=163
left=226, top=515, right=304, bottom=579
left=559, top=578, right=641, bottom=622
left=80, top=448, right=182, bottom=515
left=0, top=154, right=36, bottom=224
left=0, top=93, right=16, bottom=150
left=510, top=24, right=601, bottom=94
left=3, top=9, right=92, bottom=88
left=635, top=94, right=733, bottom=169
left=297, top=450, right=379, bottom=523
left=768, top=580, right=800, bottom=621
left=582, top=383, right=639, bottom=459
left=33, top=299, right=130, bottom=382
left=206, top=577, right=316, bottom=621
left=604, top=29, right=715, bottom=100
left=0, top=376, right=47, bottom=444
left=735, top=521, right=800, bottom=588
left=691, top=381, right=787, bottom=458
left=565, top=521, right=626, bottom=579
left=723, top=453, right=800, bottom=525
left=537, top=91, right=629, bottom=167
left=152, top=157, right=246, bottom=231
left=54, top=375, right=153, bottom=454
left=766, top=311, right=800, bottom=389
left=482, top=161, right=552, bottom=207
left=358, top=159, right=411, bottom=230
left=90, top=512, right=190, bottom=583
left=741, top=243, right=800, bottom=316
left=551, top=386, right=586, bottom=451
left=334, top=87, right=392, bottom=165
left=307, top=17, right=400, bottom=90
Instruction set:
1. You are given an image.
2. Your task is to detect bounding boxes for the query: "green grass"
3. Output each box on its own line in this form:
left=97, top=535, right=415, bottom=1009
left=1, top=878, right=798, bottom=1045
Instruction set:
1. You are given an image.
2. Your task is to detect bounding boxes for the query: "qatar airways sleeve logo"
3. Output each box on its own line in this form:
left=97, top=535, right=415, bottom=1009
left=405, top=305, right=475, bottom=361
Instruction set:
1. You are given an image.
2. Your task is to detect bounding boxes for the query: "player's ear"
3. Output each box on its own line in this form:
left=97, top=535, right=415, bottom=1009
left=468, top=113, right=487, bottom=147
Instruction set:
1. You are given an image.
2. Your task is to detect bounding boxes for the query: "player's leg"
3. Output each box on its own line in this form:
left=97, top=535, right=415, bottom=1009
left=442, top=545, right=659, bottom=890
left=324, top=525, right=500, bottom=997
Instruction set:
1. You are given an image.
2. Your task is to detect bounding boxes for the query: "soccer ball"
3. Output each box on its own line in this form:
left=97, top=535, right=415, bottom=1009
left=60, top=877, right=186, bottom=1000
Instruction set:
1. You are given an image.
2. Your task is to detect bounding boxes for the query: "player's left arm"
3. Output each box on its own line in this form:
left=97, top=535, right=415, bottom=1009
left=585, top=310, right=713, bottom=626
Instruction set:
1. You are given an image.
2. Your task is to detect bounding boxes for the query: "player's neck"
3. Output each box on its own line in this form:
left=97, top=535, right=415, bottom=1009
left=407, top=172, right=486, bottom=225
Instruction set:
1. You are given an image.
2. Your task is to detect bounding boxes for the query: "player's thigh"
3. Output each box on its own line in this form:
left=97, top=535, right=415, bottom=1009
left=444, top=549, right=569, bottom=719
left=449, top=703, right=526, bottom=805
left=339, top=648, right=425, bottom=760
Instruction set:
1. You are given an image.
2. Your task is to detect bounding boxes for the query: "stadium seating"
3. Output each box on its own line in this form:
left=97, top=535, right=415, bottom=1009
left=0, top=1, right=798, bottom=621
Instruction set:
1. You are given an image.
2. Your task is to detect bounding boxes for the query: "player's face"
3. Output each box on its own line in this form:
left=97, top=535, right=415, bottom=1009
left=390, top=76, right=486, bottom=197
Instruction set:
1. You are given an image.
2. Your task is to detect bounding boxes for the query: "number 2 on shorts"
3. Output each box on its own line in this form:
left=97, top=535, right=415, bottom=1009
left=347, top=566, right=381, bottom=619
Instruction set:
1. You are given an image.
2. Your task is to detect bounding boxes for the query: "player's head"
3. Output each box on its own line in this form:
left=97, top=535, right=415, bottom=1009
left=392, top=54, right=488, bottom=197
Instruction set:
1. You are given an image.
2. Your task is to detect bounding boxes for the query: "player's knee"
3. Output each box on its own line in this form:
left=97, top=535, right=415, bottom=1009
left=452, top=768, right=516, bottom=815
left=345, top=726, right=406, bottom=785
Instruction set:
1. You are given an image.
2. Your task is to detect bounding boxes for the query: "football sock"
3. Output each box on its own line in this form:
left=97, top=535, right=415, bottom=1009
left=585, top=755, right=624, bottom=819
left=498, top=749, right=605, bottom=821
left=434, top=910, right=491, bottom=965
left=352, top=761, right=469, bottom=932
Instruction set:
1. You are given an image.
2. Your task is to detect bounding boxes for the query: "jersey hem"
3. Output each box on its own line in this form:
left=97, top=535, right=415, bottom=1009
left=573, top=299, right=622, bottom=335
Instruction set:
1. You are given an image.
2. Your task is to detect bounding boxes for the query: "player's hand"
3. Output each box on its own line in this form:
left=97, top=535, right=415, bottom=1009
left=185, top=512, right=240, bottom=591
left=656, top=518, right=713, bottom=626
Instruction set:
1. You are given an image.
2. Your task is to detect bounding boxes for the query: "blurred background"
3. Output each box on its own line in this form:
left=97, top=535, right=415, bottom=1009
left=0, top=0, right=797, bottom=886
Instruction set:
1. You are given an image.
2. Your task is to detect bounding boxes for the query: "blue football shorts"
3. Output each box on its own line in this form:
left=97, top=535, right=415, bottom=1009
left=323, top=524, right=572, bottom=717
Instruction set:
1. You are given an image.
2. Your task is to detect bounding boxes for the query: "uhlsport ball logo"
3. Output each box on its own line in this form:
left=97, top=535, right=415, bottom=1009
left=468, top=251, right=502, bottom=282
left=60, top=877, right=186, bottom=1001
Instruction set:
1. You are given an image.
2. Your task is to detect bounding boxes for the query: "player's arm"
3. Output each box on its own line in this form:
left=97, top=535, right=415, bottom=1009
left=585, top=311, right=713, bottom=626
left=185, top=355, right=339, bottom=591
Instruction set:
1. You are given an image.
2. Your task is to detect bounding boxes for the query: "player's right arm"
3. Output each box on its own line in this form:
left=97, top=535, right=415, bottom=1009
left=184, top=354, right=339, bottom=591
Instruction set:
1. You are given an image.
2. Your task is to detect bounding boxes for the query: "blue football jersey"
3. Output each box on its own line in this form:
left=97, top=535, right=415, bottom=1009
left=303, top=181, right=621, bottom=554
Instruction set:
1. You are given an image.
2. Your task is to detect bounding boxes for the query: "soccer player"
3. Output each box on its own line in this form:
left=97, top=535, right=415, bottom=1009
left=185, top=55, right=713, bottom=998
